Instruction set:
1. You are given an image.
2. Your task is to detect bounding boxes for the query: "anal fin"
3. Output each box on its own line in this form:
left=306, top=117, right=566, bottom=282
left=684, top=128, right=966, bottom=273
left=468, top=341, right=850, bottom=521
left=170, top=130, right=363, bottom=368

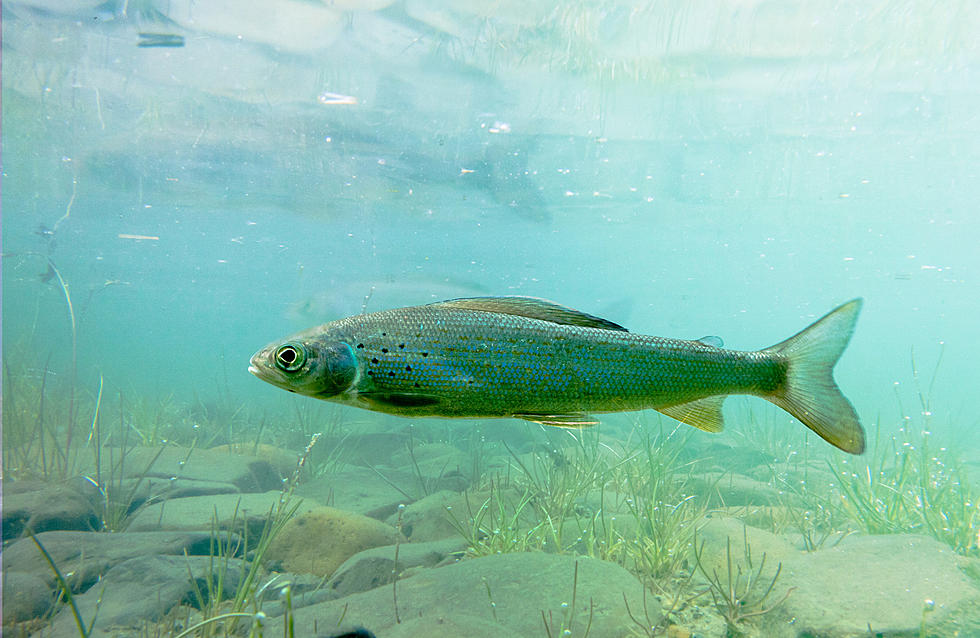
left=515, top=413, right=599, bottom=428
left=657, top=396, right=726, bottom=433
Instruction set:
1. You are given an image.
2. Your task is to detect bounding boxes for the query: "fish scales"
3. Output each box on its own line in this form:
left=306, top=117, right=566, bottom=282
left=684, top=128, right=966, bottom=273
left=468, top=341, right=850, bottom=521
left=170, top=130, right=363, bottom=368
left=337, top=306, right=773, bottom=415
left=249, top=296, right=866, bottom=454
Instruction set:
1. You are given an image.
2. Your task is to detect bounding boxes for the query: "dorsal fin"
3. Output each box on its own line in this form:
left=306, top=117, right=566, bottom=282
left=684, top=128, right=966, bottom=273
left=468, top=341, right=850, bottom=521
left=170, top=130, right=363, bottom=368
left=696, top=335, right=724, bottom=348
left=427, top=296, right=629, bottom=332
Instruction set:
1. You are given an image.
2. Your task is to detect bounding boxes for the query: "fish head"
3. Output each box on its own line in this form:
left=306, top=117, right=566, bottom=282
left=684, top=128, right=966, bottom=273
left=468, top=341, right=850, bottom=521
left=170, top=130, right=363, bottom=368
left=249, top=335, right=358, bottom=399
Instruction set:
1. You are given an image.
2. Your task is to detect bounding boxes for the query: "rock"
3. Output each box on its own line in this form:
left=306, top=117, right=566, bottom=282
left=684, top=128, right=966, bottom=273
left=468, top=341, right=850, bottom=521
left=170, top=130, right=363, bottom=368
left=388, top=441, right=472, bottom=492
left=265, top=506, right=403, bottom=578
left=325, top=537, right=467, bottom=597
left=73, top=446, right=285, bottom=494
left=126, top=491, right=325, bottom=537
left=117, top=476, right=241, bottom=507
left=688, top=471, right=787, bottom=507
left=209, top=443, right=298, bottom=476
left=692, top=519, right=980, bottom=637
left=295, top=467, right=415, bottom=517
left=382, top=614, right=512, bottom=637
left=3, top=530, right=241, bottom=592
left=319, top=431, right=412, bottom=467
left=771, top=534, right=980, bottom=637
left=2, top=480, right=101, bottom=538
left=263, top=552, right=657, bottom=638
left=686, top=441, right=779, bottom=474
left=45, top=555, right=247, bottom=638
left=388, top=490, right=466, bottom=541
left=1, top=571, right=54, bottom=625
left=694, top=515, right=803, bottom=577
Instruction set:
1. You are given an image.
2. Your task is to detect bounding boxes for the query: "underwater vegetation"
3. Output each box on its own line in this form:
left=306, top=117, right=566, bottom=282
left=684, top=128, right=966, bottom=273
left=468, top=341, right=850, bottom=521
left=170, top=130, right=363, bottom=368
left=3, top=262, right=978, bottom=638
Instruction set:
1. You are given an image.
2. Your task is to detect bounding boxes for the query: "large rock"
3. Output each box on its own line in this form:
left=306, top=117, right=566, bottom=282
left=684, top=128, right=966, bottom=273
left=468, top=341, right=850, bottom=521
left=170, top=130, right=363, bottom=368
left=694, top=517, right=980, bottom=637
left=687, top=471, right=788, bottom=507
left=295, top=466, right=417, bottom=518
left=325, top=537, right=467, bottom=597
left=263, top=552, right=657, bottom=638
left=387, top=489, right=466, bottom=542
left=73, top=446, right=286, bottom=493
left=3, top=530, right=239, bottom=592
left=44, top=555, right=247, bottom=638
left=3, top=480, right=101, bottom=538
left=774, top=535, right=980, bottom=637
left=126, top=491, right=325, bottom=538
left=1, top=571, right=54, bottom=626
left=264, top=506, right=403, bottom=578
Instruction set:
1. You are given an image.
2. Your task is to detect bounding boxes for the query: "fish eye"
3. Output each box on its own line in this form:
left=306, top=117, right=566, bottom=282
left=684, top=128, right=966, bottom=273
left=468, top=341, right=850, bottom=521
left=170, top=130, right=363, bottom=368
left=274, top=343, right=306, bottom=372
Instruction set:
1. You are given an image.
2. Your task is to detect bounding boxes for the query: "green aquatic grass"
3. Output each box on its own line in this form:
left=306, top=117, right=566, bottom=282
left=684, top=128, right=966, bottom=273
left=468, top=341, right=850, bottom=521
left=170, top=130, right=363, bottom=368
left=445, top=419, right=713, bottom=606
left=828, top=424, right=979, bottom=556
left=615, top=427, right=707, bottom=586
left=445, top=479, right=546, bottom=556
left=27, top=529, right=96, bottom=638
left=1, top=349, right=91, bottom=482
left=692, top=529, right=795, bottom=635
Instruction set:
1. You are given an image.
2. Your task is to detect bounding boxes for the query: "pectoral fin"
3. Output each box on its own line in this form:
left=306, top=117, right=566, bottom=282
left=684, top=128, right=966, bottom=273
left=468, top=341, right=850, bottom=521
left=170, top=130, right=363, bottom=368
left=657, top=396, right=726, bottom=433
left=515, top=413, right=599, bottom=428
left=359, top=392, right=441, bottom=408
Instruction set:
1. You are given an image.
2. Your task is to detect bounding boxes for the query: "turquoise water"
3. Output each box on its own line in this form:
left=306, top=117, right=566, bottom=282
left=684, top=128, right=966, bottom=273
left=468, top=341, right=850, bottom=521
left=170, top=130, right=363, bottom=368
left=4, top=2, right=976, bottom=426
left=3, top=2, right=979, bottom=636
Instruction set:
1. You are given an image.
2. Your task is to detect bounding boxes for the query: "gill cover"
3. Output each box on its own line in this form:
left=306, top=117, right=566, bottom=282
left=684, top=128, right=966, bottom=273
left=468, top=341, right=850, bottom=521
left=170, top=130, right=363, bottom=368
left=314, top=342, right=359, bottom=397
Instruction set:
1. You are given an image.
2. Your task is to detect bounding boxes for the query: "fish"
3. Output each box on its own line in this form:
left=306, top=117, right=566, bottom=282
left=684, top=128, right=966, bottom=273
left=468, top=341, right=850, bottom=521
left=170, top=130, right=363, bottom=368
left=249, top=296, right=866, bottom=454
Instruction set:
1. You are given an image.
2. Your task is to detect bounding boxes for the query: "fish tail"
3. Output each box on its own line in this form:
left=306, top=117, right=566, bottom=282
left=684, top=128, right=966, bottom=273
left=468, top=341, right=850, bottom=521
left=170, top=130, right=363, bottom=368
left=764, top=299, right=865, bottom=454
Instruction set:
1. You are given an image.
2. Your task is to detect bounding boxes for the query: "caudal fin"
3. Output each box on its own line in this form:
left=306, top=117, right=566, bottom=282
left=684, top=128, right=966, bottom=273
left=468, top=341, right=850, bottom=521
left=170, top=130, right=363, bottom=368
left=764, top=299, right=865, bottom=454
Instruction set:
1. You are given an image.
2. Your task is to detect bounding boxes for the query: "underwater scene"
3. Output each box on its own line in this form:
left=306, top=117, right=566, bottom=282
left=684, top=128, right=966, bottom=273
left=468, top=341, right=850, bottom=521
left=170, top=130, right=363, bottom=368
left=2, top=1, right=979, bottom=637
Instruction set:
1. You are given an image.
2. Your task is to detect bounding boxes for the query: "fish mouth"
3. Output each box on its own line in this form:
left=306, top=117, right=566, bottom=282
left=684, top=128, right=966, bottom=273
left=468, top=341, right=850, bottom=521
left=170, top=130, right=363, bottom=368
left=248, top=351, right=265, bottom=378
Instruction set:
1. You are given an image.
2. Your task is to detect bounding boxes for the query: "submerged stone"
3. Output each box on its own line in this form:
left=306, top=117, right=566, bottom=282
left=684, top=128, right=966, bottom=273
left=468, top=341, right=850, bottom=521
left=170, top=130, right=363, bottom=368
left=263, top=552, right=656, bottom=638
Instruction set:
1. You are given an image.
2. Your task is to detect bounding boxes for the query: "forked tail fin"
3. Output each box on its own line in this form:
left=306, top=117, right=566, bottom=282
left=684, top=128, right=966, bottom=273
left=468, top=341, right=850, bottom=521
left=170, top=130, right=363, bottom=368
left=764, top=299, right=865, bottom=454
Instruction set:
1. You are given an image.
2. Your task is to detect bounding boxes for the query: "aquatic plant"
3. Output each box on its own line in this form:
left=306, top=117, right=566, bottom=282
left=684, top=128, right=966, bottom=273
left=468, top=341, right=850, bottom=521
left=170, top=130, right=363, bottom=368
left=503, top=432, right=612, bottom=552
left=182, top=435, right=314, bottom=637
left=446, top=479, right=545, bottom=556
left=623, top=567, right=703, bottom=638
left=692, top=529, right=795, bottom=634
left=828, top=424, right=979, bottom=556
left=823, top=351, right=979, bottom=557
left=26, top=529, right=96, bottom=638
left=1, top=348, right=92, bottom=482
left=541, top=561, right=594, bottom=638
left=617, top=427, right=707, bottom=585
